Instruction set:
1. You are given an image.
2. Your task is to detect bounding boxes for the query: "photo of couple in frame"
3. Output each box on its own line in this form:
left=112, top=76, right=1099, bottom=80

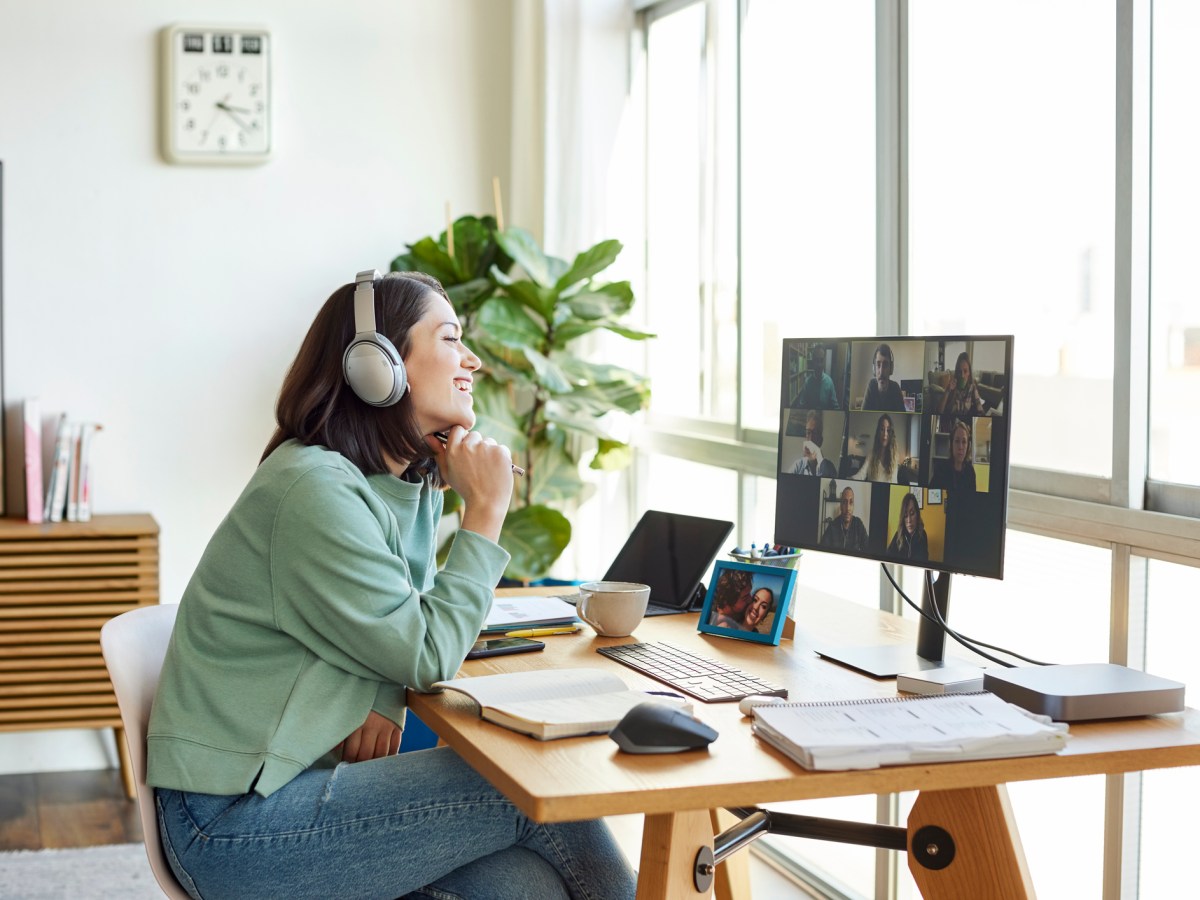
left=698, top=559, right=797, bottom=645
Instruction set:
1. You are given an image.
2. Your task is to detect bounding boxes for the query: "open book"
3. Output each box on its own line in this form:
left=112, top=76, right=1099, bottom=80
left=753, top=691, right=1069, bottom=771
left=433, top=667, right=690, bottom=740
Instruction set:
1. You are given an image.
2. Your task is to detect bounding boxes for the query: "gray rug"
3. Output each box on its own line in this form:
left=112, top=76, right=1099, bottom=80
left=0, top=843, right=164, bottom=899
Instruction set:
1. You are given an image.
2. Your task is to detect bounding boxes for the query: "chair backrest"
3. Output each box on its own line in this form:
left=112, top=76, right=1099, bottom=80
left=100, top=604, right=191, bottom=900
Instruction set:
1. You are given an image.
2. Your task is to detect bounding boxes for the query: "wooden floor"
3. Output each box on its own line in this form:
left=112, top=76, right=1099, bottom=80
left=0, top=768, right=142, bottom=851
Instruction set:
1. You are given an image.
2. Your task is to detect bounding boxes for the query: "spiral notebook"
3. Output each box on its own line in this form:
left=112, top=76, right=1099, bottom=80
left=752, top=691, right=1069, bottom=771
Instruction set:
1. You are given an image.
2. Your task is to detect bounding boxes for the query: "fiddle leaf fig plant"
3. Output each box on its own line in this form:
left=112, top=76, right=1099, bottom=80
left=391, top=215, right=653, bottom=581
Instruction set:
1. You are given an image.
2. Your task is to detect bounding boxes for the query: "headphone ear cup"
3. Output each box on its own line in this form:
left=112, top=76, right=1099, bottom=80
left=343, top=333, right=407, bottom=407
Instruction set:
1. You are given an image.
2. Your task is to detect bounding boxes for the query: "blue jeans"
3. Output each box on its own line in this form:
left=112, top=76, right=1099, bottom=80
left=156, top=747, right=636, bottom=899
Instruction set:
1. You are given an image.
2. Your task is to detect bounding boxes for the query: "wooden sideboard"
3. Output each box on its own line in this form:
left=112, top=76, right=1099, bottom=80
left=0, top=514, right=159, bottom=796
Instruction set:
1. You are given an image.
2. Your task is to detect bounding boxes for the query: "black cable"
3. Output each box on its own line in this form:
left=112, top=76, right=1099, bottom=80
left=880, top=563, right=1055, bottom=668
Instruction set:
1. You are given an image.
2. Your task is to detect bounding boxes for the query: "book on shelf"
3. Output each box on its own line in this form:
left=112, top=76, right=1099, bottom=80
left=482, top=593, right=579, bottom=633
left=22, top=398, right=43, bottom=524
left=752, top=691, right=1069, bottom=771
left=44, top=415, right=72, bottom=524
left=433, top=667, right=691, bottom=740
left=43, top=416, right=102, bottom=523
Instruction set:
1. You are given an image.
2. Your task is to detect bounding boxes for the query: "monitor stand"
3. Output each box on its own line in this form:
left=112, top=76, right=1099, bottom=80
left=816, top=571, right=953, bottom=679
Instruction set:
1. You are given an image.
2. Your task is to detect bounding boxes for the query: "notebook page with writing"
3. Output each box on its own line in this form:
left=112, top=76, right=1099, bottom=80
left=752, top=691, right=1069, bottom=771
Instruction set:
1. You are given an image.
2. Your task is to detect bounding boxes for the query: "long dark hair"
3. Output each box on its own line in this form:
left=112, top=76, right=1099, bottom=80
left=261, top=271, right=449, bottom=482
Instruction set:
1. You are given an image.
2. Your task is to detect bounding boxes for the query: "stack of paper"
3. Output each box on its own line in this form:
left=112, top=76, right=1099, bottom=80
left=483, top=594, right=579, bottom=633
left=752, top=691, right=1069, bottom=771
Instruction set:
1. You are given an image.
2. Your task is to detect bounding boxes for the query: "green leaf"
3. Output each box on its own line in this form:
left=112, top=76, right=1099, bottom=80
left=554, top=239, right=623, bottom=292
left=494, top=227, right=559, bottom=288
left=564, top=281, right=635, bottom=320
left=526, top=431, right=586, bottom=507
left=590, top=439, right=633, bottom=471
left=470, top=380, right=528, bottom=454
left=602, top=323, right=656, bottom=341
left=399, top=236, right=459, bottom=284
left=475, top=297, right=545, bottom=349
left=550, top=321, right=602, bottom=347
left=491, top=270, right=556, bottom=321
left=500, top=505, right=572, bottom=582
left=556, top=378, right=650, bottom=416
left=542, top=400, right=617, bottom=439
left=524, top=348, right=574, bottom=394
left=446, top=277, right=496, bottom=315
left=442, top=488, right=463, bottom=516
left=441, top=216, right=515, bottom=281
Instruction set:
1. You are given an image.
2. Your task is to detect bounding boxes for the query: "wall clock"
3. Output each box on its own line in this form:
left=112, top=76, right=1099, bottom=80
left=159, top=24, right=272, bottom=165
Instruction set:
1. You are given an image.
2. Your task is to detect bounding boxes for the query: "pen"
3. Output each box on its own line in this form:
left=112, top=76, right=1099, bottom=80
left=504, top=625, right=582, bottom=638
left=434, top=432, right=525, bottom=476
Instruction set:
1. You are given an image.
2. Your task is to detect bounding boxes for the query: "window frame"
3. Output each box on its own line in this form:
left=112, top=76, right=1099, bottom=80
left=630, top=1, right=1188, bottom=897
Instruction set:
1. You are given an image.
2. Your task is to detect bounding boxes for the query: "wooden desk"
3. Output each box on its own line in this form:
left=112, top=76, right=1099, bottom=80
left=408, top=589, right=1200, bottom=899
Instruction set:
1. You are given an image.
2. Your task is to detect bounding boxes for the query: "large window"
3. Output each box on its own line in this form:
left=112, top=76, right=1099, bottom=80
left=908, top=1, right=1115, bottom=478
left=1149, top=0, right=1200, bottom=489
left=630, top=1, right=1200, bottom=898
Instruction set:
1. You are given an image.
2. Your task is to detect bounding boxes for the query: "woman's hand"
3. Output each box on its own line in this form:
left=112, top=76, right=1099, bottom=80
left=335, top=710, right=401, bottom=763
left=426, top=426, right=514, bottom=542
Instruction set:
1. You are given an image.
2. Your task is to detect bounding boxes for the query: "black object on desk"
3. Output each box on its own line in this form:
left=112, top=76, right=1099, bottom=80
left=602, top=510, right=733, bottom=616
left=609, top=702, right=718, bottom=754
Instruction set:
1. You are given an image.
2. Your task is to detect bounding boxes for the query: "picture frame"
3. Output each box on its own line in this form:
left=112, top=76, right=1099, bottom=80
left=928, top=488, right=942, bottom=505
left=697, top=559, right=797, bottom=646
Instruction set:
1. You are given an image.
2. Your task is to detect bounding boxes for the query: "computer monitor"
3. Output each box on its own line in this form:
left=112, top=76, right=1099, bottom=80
left=776, top=336, right=1013, bottom=677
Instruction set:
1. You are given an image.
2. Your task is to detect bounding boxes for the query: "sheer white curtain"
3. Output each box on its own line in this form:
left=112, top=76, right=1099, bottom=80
left=509, top=0, right=645, bottom=581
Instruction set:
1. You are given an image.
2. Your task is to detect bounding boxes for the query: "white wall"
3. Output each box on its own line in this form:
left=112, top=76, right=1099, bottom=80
left=0, top=0, right=515, bottom=772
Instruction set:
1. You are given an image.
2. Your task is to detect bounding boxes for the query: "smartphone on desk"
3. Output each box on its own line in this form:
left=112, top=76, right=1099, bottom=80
left=466, top=637, right=546, bottom=659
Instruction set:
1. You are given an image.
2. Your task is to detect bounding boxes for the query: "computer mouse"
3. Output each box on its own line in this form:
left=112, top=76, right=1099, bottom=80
left=739, top=694, right=786, bottom=716
left=609, top=702, right=718, bottom=754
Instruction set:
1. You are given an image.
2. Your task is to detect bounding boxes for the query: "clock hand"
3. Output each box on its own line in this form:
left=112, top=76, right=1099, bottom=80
left=216, top=102, right=253, bottom=114
left=216, top=104, right=255, bottom=134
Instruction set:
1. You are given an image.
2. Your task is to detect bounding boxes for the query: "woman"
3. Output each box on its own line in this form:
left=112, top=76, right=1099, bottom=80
left=852, top=413, right=902, bottom=483
left=939, top=351, right=985, bottom=418
left=147, top=271, right=635, bottom=899
left=931, top=418, right=977, bottom=494
left=742, top=587, right=776, bottom=632
left=887, top=492, right=929, bottom=561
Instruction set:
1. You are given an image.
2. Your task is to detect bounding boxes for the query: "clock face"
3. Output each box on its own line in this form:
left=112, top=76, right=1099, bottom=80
left=161, top=26, right=271, bottom=164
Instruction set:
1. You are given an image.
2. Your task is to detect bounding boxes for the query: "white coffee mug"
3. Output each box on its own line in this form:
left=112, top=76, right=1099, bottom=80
left=577, top=581, right=651, bottom=637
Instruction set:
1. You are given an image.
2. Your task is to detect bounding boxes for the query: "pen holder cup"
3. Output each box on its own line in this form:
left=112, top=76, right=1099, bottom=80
left=729, top=551, right=802, bottom=570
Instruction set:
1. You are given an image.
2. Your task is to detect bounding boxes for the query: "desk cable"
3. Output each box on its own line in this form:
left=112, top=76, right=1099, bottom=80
left=882, top=564, right=1056, bottom=668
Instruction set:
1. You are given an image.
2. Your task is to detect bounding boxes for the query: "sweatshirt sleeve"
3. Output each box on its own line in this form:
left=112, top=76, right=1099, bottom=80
left=269, top=465, right=509, bottom=690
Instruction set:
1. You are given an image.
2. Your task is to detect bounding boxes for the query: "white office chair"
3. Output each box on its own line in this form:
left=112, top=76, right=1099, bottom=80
left=100, top=604, right=192, bottom=900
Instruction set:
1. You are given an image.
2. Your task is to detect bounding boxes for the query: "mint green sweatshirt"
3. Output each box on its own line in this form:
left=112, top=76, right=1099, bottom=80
left=146, top=440, right=509, bottom=797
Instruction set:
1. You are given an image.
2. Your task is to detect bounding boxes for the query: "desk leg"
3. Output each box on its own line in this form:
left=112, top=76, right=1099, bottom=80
left=637, top=810, right=713, bottom=899
left=907, top=785, right=1034, bottom=900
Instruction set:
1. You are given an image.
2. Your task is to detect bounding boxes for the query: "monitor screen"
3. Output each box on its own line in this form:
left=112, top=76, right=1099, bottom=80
left=775, top=336, right=1013, bottom=580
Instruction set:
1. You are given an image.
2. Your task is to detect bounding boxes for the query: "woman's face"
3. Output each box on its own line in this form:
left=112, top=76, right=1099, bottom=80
left=878, top=417, right=892, bottom=448
left=903, top=501, right=918, bottom=535
left=957, top=358, right=971, bottom=384
left=951, top=427, right=969, bottom=467
left=745, top=589, right=771, bottom=628
left=402, top=293, right=482, bottom=436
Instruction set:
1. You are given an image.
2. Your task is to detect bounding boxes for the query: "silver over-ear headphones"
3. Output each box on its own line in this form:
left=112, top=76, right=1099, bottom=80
left=342, top=269, right=408, bottom=406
